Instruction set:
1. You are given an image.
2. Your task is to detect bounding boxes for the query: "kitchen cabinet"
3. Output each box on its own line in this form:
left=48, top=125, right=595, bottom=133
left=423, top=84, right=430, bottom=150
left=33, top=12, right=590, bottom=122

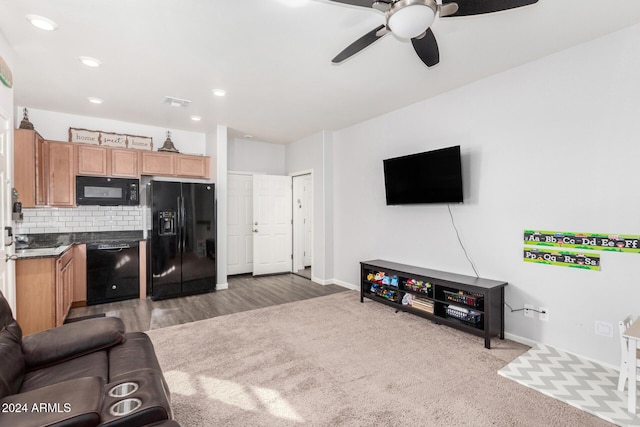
left=76, top=145, right=108, bottom=176
left=72, top=244, right=87, bottom=305
left=175, top=154, right=210, bottom=179
left=76, top=145, right=139, bottom=178
left=16, top=247, right=75, bottom=335
left=47, top=141, right=75, bottom=207
left=55, top=248, right=74, bottom=327
left=141, top=151, right=210, bottom=179
left=141, top=151, right=175, bottom=176
left=111, top=148, right=139, bottom=177
left=13, top=129, right=46, bottom=207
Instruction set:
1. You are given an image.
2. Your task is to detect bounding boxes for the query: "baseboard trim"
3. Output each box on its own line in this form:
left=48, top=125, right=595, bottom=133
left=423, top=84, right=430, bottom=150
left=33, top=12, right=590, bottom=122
left=311, top=276, right=329, bottom=285
left=504, top=332, right=619, bottom=372
left=217, top=282, right=229, bottom=290
left=331, top=279, right=358, bottom=291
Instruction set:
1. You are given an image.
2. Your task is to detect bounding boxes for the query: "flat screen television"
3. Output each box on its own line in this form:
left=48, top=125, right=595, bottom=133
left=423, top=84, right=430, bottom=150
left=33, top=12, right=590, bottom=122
left=383, top=145, right=463, bottom=205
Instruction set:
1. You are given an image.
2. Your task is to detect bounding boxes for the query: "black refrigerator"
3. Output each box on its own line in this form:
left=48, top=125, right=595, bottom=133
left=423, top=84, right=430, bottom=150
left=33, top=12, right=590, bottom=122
left=149, top=180, right=216, bottom=300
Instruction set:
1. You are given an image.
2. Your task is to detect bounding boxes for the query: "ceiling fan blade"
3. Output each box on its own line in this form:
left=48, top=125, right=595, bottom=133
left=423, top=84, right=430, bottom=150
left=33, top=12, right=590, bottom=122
left=332, top=25, right=388, bottom=64
left=411, top=29, right=439, bottom=67
left=327, top=0, right=375, bottom=8
left=441, top=0, right=538, bottom=17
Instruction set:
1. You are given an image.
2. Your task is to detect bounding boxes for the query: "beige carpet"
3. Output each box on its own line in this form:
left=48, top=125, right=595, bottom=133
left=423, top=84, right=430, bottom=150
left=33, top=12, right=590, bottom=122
left=146, top=291, right=612, bottom=426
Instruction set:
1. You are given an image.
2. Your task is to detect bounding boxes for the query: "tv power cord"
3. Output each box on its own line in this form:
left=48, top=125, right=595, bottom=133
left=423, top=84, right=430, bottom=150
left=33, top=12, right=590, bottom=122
left=504, top=301, right=547, bottom=315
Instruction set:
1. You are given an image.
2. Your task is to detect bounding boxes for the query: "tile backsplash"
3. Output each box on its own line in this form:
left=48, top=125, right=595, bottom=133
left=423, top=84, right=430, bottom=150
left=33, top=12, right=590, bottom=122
left=14, top=206, right=142, bottom=234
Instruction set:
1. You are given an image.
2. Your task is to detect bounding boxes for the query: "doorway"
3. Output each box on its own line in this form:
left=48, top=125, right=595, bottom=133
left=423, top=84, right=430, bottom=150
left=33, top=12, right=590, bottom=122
left=292, top=173, right=312, bottom=280
left=227, top=173, right=293, bottom=277
left=227, top=172, right=312, bottom=280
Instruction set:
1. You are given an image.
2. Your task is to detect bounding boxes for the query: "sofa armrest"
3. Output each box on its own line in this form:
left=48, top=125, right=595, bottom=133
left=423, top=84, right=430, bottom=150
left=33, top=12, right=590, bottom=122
left=22, top=317, right=125, bottom=370
left=0, top=376, right=104, bottom=427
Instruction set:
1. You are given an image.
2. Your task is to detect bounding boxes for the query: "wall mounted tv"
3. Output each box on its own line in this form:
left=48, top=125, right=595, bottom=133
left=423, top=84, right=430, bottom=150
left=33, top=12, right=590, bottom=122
left=383, top=145, right=463, bottom=205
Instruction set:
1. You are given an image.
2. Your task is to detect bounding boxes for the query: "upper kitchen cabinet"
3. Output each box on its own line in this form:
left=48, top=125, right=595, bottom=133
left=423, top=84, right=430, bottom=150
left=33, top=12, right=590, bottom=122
left=175, top=154, right=210, bottom=179
left=47, top=141, right=75, bottom=207
left=14, top=129, right=47, bottom=207
left=140, top=151, right=175, bottom=176
left=76, top=145, right=139, bottom=178
left=141, top=151, right=210, bottom=179
left=111, top=148, right=139, bottom=178
left=76, top=145, right=108, bottom=176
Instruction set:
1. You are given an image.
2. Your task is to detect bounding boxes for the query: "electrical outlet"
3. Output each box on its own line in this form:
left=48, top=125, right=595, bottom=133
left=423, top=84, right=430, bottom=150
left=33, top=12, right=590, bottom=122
left=524, top=304, right=534, bottom=318
left=539, top=307, right=548, bottom=322
left=595, top=321, right=613, bottom=337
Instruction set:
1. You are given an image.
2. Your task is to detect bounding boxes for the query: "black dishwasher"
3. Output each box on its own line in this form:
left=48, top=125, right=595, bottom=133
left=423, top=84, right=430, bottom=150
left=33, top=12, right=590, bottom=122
left=87, top=242, right=140, bottom=305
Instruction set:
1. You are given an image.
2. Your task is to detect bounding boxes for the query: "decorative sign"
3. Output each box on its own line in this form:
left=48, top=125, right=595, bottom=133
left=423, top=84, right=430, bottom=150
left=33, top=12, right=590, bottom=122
left=100, top=132, right=127, bottom=148
left=127, top=135, right=153, bottom=151
left=524, top=248, right=600, bottom=271
left=524, top=230, right=640, bottom=253
left=69, top=128, right=153, bottom=150
left=69, top=128, right=100, bottom=145
left=0, top=56, right=12, bottom=88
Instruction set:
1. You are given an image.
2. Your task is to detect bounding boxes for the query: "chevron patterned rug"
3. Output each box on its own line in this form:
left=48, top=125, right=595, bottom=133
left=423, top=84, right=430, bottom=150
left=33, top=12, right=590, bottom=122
left=499, top=343, right=640, bottom=426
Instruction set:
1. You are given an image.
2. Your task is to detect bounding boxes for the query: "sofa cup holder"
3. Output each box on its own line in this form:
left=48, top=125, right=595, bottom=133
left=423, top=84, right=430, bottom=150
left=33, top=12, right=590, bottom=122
left=108, top=381, right=139, bottom=398
left=109, top=398, right=142, bottom=417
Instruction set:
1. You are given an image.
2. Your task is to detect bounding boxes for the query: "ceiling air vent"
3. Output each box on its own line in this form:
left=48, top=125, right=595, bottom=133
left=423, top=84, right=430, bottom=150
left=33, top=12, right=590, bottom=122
left=163, top=96, right=191, bottom=108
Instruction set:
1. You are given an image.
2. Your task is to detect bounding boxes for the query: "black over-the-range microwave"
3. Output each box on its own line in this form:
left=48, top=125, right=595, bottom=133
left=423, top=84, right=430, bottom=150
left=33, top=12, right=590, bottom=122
left=76, top=176, right=139, bottom=206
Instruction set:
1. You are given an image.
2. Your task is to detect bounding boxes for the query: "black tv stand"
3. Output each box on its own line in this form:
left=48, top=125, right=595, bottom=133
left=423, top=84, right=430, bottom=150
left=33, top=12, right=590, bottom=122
left=360, top=260, right=507, bottom=349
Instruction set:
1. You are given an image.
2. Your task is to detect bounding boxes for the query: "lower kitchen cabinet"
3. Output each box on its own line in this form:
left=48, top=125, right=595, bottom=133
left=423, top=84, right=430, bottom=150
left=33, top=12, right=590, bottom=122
left=16, top=247, right=75, bottom=335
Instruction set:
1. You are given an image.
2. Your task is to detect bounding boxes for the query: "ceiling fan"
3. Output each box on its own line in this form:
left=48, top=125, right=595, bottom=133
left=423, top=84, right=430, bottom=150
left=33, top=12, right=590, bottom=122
left=330, top=0, right=539, bottom=67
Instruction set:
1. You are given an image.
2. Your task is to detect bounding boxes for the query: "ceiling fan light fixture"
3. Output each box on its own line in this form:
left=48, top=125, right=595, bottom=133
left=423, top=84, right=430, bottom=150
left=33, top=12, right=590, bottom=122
left=388, top=0, right=436, bottom=39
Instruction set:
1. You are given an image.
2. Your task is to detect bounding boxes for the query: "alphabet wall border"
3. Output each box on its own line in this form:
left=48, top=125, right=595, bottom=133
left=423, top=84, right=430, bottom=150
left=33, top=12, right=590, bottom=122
left=524, top=230, right=640, bottom=253
left=523, top=247, right=600, bottom=271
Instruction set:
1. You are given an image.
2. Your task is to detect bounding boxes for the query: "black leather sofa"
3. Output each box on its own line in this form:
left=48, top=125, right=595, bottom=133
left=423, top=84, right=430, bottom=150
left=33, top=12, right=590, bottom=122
left=0, top=290, right=178, bottom=427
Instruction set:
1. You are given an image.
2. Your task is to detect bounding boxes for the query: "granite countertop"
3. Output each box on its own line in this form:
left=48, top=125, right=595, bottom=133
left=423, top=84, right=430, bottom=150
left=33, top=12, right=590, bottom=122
left=14, top=230, right=145, bottom=260
left=14, top=245, right=73, bottom=260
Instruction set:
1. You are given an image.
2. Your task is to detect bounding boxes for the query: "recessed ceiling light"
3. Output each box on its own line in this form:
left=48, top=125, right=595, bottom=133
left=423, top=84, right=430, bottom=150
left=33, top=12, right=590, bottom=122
left=190, top=116, right=202, bottom=121
left=212, top=89, right=226, bottom=97
left=87, top=97, right=103, bottom=104
left=26, top=14, right=58, bottom=31
left=79, top=56, right=101, bottom=68
left=244, top=134, right=253, bottom=139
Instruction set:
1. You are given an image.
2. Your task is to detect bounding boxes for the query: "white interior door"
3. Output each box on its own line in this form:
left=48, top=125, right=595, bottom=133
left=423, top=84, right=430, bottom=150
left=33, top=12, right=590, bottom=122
left=302, top=175, right=312, bottom=267
left=227, top=174, right=253, bottom=275
left=253, top=175, right=292, bottom=275
left=0, top=110, right=14, bottom=311
left=292, top=176, right=305, bottom=272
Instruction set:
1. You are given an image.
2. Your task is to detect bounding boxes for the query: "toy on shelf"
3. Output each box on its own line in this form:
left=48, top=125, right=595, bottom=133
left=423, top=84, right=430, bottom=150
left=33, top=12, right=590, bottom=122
left=404, top=278, right=432, bottom=295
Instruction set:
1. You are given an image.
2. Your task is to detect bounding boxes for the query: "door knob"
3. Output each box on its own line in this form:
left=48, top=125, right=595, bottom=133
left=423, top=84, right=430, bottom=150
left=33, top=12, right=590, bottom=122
left=253, top=229, right=258, bottom=233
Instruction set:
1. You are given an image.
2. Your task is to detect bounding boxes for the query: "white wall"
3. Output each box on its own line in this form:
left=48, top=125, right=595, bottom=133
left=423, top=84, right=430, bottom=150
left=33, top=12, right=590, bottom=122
left=0, top=31, right=16, bottom=310
left=228, top=137, right=285, bottom=175
left=0, top=35, right=13, bottom=118
left=286, top=131, right=333, bottom=283
left=212, top=126, right=229, bottom=289
left=331, top=23, right=640, bottom=366
left=15, top=107, right=206, bottom=155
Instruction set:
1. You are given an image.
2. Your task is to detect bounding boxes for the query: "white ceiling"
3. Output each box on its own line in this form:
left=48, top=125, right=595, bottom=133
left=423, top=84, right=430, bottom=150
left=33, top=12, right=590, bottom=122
left=2, top=0, right=640, bottom=144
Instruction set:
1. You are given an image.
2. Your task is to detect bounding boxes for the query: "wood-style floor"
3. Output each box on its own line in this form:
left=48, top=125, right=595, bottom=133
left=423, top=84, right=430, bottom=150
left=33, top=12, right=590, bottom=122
left=68, top=273, right=347, bottom=332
